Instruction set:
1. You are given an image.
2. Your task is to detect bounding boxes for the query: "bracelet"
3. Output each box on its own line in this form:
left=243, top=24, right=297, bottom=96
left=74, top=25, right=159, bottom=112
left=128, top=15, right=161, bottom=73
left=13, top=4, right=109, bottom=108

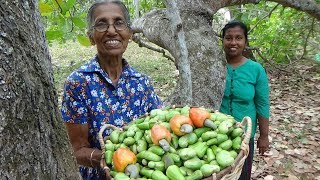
left=90, top=149, right=97, bottom=167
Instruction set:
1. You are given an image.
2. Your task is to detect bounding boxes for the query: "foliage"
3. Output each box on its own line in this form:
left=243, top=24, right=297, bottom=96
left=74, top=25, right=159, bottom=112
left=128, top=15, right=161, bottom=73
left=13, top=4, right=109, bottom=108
left=228, top=1, right=320, bottom=64
left=40, top=0, right=319, bottom=64
left=39, top=0, right=165, bottom=46
left=39, top=0, right=91, bottom=45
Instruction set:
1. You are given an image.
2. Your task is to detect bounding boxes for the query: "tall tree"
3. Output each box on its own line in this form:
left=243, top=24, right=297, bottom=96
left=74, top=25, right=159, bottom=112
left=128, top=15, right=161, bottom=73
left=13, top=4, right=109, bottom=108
left=0, top=0, right=78, bottom=179
left=132, top=0, right=320, bottom=109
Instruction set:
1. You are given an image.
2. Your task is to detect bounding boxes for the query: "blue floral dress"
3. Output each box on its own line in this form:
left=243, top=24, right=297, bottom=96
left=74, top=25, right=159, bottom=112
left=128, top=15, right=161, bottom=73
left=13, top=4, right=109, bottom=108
left=61, top=55, right=162, bottom=179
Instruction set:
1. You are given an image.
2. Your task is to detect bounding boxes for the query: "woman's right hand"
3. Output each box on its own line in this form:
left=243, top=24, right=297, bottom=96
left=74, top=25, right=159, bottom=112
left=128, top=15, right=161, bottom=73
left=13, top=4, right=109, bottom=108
left=104, top=168, right=112, bottom=180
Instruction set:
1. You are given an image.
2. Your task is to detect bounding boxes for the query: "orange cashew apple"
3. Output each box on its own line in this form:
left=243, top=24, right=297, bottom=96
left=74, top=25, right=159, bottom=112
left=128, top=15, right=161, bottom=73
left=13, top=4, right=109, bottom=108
left=189, top=107, right=216, bottom=129
left=151, top=124, right=171, bottom=151
left=112, top=148, right=139, bottom=178
left=169, top=114, right=194, bottom=136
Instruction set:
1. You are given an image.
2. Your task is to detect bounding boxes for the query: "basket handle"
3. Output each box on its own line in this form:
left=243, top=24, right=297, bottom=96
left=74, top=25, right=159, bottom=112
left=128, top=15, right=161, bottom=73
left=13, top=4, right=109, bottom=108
left=239, top=116, right=252, bottom=150
left=98, top=124, right=122, bottom=150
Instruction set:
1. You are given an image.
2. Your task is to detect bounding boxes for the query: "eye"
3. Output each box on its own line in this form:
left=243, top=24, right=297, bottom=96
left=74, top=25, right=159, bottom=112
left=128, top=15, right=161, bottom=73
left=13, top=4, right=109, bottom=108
left=237, top=36, right=243, bottom=40
left=94, top=22, right=106, bottom=27
left=114, top=20, right=125, bottom=26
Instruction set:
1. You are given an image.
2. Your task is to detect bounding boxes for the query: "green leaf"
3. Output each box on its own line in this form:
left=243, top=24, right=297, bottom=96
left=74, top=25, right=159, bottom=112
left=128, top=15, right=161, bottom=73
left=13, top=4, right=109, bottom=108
left=53, top=0, right=63, bottom=9
left=39, top=2, right=53, bottom=14
left=77, top=35, right=91, bottom=46
left=45, top=30, right=64, bottom=41
left=66, top=0, right=76, bottom=9
left=60, top=3, right=69, bottom=15
left=72, top=17, right=86, bottom=28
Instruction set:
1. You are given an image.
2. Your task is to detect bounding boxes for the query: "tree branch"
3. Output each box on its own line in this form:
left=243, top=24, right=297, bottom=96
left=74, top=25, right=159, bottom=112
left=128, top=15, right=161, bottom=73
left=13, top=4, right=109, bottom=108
left=270, top=0, right=320, bottom=21
left=165, top=0, right=192, bottom=105
left=300, top=18, right=315, bottom=59
left=132, top=34, right=176, bottom=67
left=248, top=4, right=280, bottom=34
left=249, top=47, right=291, bottom=73
left=201, top=0, right=320, bottom=21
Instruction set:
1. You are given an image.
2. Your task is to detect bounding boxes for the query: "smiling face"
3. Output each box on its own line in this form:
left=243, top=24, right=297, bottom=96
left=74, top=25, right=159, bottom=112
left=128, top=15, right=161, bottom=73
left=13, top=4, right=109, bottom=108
left=223, top=26, right=247, bottom=59
left=89, top=3, right=132, bottom=58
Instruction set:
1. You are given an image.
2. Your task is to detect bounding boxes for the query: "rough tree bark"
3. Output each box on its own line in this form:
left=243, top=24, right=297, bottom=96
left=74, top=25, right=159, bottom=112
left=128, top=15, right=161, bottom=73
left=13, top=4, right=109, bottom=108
left=0, top=0, right=79, bottom=179
left=132, top=0, right=320, bottom=110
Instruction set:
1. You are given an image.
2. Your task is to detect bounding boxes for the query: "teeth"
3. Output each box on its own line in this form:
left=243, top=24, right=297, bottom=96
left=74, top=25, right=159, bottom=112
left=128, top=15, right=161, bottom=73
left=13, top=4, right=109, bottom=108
left=105, top=40, right=119, bottom=45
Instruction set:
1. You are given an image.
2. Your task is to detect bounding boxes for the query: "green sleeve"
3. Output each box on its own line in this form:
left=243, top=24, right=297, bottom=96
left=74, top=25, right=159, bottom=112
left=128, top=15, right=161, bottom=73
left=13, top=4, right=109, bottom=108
left=254, top=65, right=270, bottom=119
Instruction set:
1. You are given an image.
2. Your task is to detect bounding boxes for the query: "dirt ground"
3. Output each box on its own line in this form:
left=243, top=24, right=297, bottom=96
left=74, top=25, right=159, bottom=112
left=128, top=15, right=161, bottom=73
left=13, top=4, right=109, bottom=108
left=251, top=60, right=320, bottom=180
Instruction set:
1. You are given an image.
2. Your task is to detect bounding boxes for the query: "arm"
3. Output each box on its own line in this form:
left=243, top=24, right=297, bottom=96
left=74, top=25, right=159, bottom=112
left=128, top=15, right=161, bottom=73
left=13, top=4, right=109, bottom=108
left=255, top=64, right=270, bottom=155
left=257, top=115, right=269, bottom=155
left=66, top=122, right=102, bottom=167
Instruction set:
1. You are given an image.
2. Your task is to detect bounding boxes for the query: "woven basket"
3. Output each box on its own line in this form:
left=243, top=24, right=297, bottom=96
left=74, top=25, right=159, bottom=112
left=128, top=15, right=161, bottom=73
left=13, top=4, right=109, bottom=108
left=98, top=110, right=252, bottom=180
left=204, top=116, right=251, bottom=180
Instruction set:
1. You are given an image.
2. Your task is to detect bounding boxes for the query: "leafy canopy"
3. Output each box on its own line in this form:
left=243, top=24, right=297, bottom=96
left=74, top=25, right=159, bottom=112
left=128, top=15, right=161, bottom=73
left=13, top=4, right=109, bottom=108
left=40, top=0, right=320, bottom=63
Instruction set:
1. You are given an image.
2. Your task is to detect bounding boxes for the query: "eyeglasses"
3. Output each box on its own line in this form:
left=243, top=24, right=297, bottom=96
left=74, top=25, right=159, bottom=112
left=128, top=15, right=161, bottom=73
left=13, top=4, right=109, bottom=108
left=92, top=20, right=128, bottom=32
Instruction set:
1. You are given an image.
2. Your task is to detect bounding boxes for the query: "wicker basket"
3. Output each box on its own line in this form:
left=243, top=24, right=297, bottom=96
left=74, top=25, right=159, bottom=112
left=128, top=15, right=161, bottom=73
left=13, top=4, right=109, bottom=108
left=204, top=116, right=251, bottom=180
left=98, top=111, right=252, bottom=180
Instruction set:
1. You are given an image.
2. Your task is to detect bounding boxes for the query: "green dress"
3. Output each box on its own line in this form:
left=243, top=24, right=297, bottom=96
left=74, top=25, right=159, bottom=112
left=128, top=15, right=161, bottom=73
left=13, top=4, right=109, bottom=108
left=220, top=59, right=270, bottom=139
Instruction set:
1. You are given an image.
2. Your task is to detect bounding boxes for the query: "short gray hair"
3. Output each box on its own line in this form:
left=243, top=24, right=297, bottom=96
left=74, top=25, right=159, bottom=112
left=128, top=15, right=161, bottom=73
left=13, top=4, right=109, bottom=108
left=87, top=0, right=131, bottom=36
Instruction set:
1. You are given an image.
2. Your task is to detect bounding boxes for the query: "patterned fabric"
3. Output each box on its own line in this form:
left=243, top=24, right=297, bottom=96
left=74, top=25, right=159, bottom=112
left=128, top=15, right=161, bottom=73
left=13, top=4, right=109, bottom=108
left=220, top=59, right=270, bottom=139
left=61, top=55, right=162, bottom=179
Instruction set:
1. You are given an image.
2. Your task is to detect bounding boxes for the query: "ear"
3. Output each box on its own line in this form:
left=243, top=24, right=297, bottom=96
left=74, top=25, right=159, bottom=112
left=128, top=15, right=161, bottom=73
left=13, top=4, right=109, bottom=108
left=87, top=31, right=96, bottom=45
left=129, top=31, right=134, bottom=42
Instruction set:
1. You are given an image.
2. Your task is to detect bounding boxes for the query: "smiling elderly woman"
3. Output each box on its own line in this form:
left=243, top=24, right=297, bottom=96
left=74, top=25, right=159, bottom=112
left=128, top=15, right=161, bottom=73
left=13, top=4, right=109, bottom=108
left=60, top=0, right=162, bottom=179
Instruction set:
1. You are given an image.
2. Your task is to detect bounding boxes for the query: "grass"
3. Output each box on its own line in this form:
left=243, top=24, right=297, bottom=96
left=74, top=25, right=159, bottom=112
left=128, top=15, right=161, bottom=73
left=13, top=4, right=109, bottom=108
left=49, top=41, right=177, bottom=100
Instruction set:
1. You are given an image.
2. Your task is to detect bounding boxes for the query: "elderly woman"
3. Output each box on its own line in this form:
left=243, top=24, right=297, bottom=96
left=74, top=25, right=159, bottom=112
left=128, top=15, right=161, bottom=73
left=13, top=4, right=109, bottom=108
left=60, top=0, right=162, bottom=179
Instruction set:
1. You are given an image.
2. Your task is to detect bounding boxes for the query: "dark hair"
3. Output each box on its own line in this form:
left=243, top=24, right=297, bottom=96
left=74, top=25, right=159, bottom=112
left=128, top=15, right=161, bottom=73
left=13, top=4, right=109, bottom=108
left=87, top=0, right=131, bottom=36
left=221, top=20, right=248, bottom=43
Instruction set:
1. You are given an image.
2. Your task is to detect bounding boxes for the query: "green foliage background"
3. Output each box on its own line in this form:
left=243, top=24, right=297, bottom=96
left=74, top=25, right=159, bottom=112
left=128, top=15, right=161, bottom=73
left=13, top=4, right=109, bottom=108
left=39, top=0, right=320, bottom=64
left=229, top=1, right=320, bottom=63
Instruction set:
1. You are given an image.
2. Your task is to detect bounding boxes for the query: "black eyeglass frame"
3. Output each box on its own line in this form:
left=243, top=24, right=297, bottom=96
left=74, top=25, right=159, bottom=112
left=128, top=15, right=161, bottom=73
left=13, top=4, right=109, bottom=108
left=92, top=20, right=130, bottom=32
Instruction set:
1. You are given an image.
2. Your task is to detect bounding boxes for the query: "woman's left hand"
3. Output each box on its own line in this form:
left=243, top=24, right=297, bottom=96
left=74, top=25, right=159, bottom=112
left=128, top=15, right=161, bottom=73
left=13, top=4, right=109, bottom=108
left=257, top=135, right=269, bottom=155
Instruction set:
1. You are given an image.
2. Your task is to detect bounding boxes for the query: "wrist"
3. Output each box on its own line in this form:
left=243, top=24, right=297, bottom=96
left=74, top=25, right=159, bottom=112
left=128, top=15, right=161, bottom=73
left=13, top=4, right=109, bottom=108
left=259, top=133, right=268, bottom=139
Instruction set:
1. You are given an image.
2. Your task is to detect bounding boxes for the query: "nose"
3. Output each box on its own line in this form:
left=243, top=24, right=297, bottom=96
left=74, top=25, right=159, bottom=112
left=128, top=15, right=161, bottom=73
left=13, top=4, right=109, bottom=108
left=230, top=38, right=236, bottom=45
left=106, top=24, right=117, bottom=34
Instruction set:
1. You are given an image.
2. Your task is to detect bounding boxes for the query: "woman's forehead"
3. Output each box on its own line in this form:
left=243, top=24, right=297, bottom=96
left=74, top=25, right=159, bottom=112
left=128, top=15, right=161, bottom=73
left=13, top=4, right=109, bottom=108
left=225, top=26, right=245, bottom=35
left=92, top=3, right=124, bottom=20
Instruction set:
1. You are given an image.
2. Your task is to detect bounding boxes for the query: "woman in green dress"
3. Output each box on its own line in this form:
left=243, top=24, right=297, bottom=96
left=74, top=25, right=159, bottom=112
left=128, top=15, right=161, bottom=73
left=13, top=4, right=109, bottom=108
left=220, top=20, right=270, bottom=180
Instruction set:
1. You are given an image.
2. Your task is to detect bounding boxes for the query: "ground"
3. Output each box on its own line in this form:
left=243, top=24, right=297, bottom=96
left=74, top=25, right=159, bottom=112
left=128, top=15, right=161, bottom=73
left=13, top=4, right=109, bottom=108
left=252, top=61, right=320, bottom=180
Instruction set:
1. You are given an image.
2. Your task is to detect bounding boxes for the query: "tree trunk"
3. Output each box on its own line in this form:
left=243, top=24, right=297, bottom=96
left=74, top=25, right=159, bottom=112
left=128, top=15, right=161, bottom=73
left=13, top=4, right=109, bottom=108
left=133, top=2, right=227, bottom=110
left=132, top=0, right=320, bottom=110
left=0, top=0, right=79, bottom=179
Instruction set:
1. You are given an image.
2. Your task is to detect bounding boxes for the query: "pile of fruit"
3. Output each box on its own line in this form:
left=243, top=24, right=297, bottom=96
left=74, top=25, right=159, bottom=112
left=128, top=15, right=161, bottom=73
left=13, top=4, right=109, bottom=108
left=102, top=106, right=246, bottom=180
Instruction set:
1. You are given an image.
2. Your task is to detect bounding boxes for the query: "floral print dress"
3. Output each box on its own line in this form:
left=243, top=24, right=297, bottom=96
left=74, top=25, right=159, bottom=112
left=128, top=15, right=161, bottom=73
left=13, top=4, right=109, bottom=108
left=61, top=56, right=162, bottom=179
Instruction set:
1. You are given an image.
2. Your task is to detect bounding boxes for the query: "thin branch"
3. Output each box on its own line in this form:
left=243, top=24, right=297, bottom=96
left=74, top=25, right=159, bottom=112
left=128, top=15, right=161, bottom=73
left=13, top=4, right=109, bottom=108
left=165, top=0, right=192, bottom=104
left=248, top=4, right=280, bottom=34
left=300, top=17, right=315, bottom=60
left=53, top=0, right=76, bottom=33
left=132, top=34, right=176, bottom=68
left=248, top=47, right=291, bottom=73
left=53, top=0, right=63, bottom=14
left=134, top=0, right=140, bottom=19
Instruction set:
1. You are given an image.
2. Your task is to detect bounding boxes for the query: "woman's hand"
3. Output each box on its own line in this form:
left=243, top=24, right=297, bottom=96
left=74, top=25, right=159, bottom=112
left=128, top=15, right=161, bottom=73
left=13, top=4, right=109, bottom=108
left=257, top=135, right=269, bottom=155
left=257, top=115, right=269, bottom=155
left=66, top=123, right=102, bottom=167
